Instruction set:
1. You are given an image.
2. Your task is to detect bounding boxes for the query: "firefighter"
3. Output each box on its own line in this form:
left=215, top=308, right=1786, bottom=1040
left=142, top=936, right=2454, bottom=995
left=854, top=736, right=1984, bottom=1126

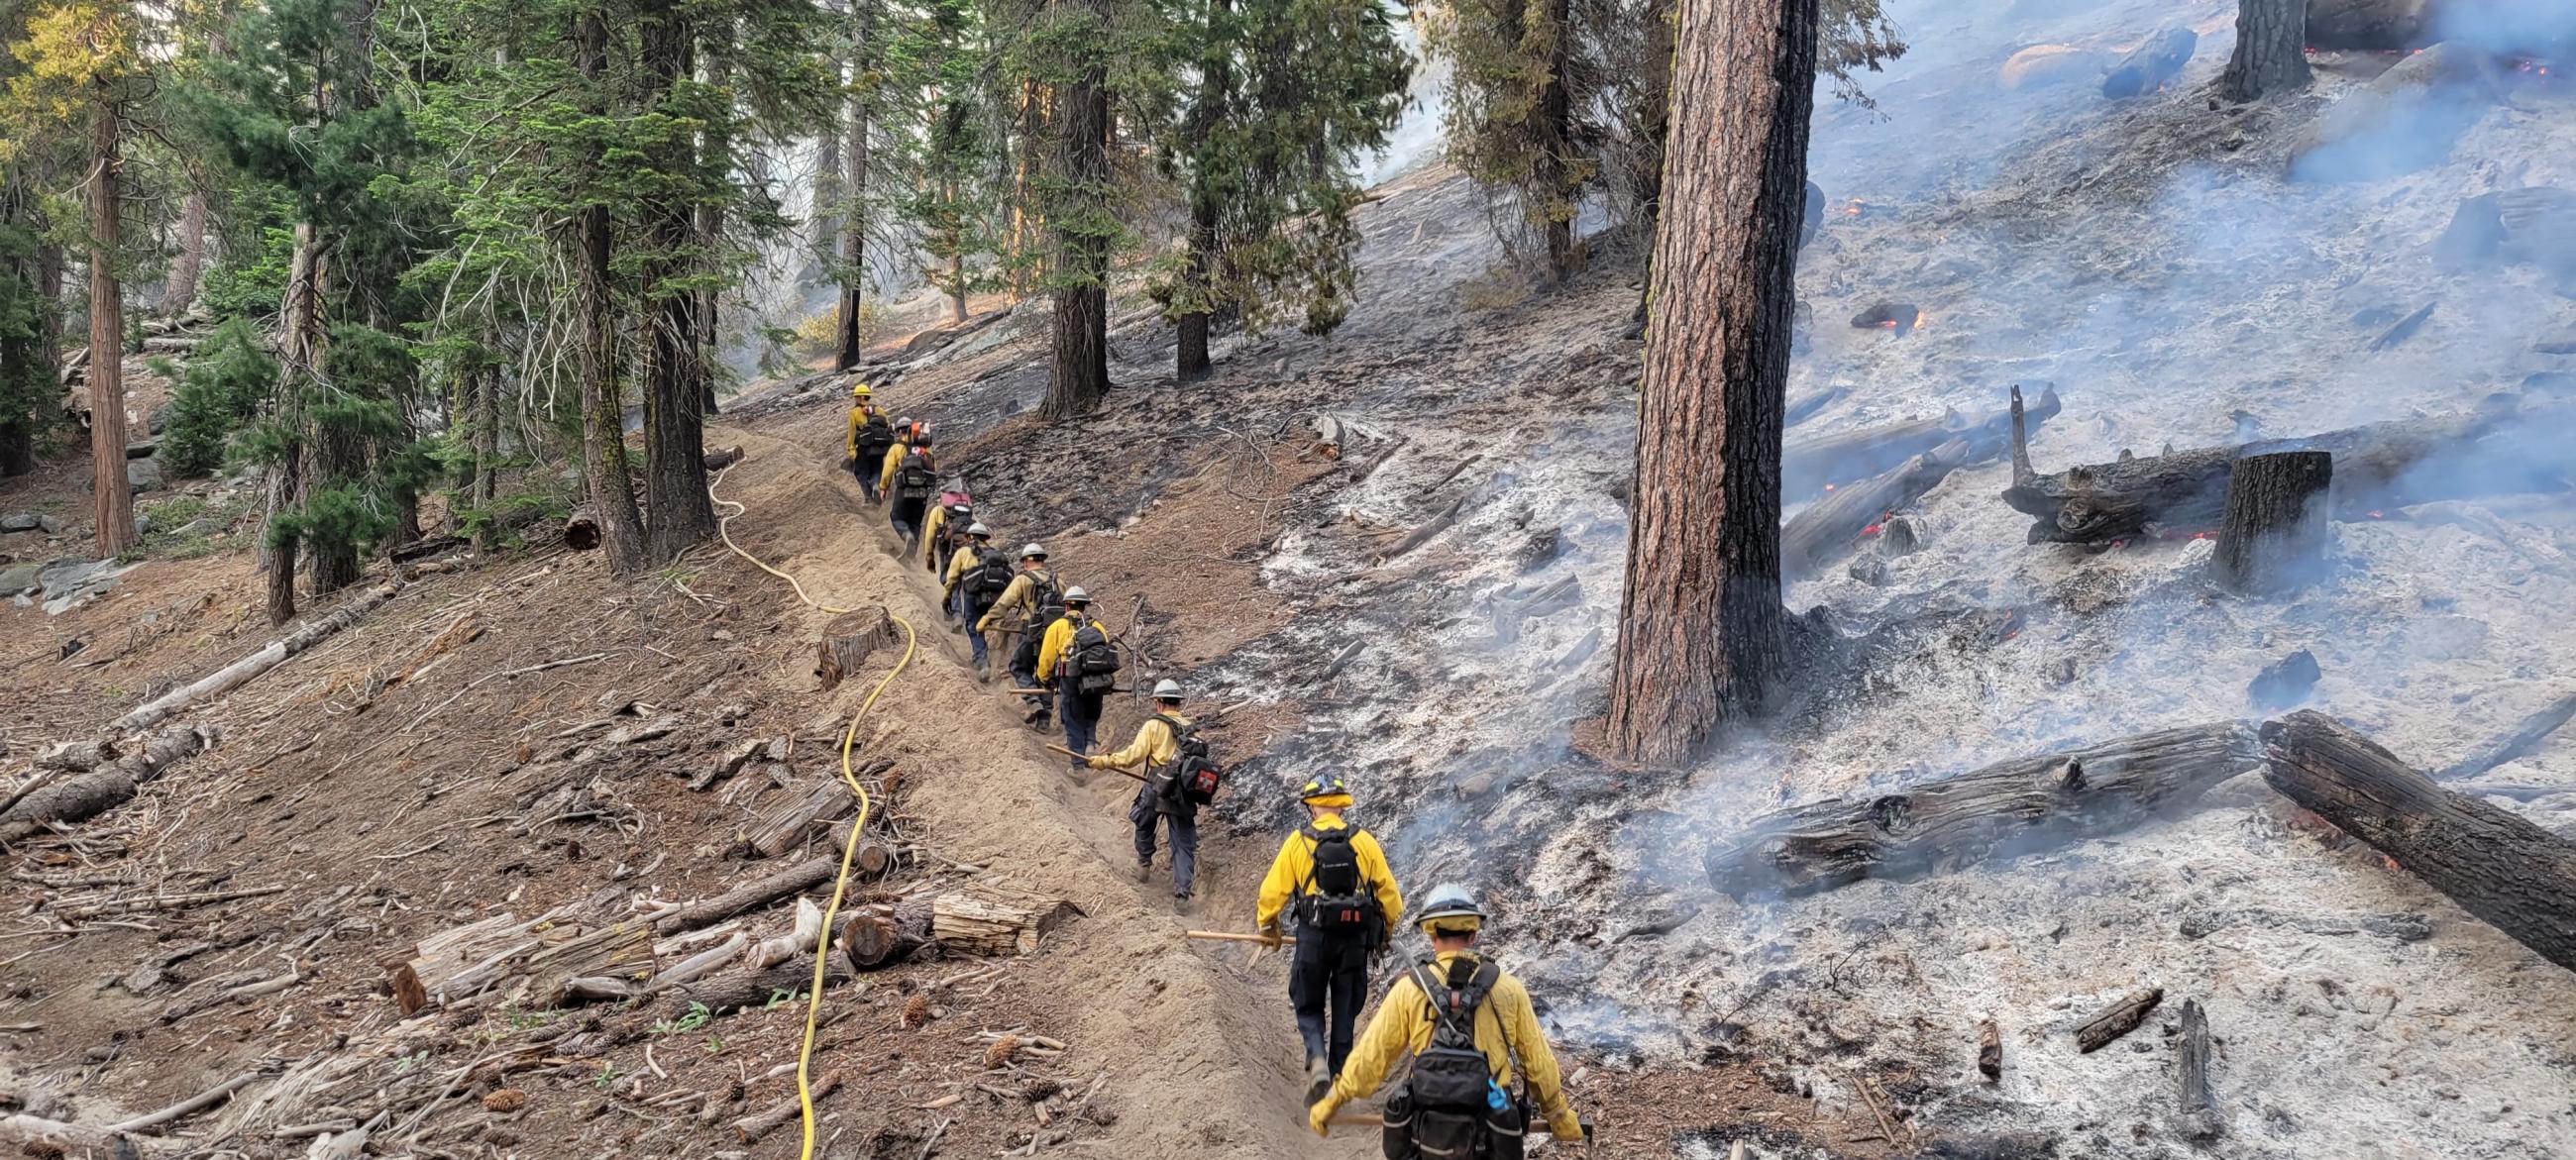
left=1306, top=885, right=1587, bottom=1151
left=1255, top=776, right=1404, bottom=1106
left=942, top=523, right=1001, bottom=667
left=1034, top=586, right=1113, bottom=767
left=1089, top=679, right=1200, bottom=900
left=885, top=434, right=938, bottom=548
left=844, top=385, right=893, bottom=501
left=975, top=544, right=1061, bottom=724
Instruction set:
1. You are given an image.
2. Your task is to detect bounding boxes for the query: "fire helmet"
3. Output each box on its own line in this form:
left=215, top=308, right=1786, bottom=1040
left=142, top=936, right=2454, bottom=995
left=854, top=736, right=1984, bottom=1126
left=1416, top=884, right=1484, bottom=935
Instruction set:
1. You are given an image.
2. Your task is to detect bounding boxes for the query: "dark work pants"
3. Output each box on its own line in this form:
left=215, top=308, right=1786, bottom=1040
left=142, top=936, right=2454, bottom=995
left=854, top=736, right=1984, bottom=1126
left=1013, top=638, right=1048, bottom=719
left=890, top=497, right=925, bottom=545
left=1290, top=931, right=1369, bottom=1074
left=956, top=594, right=990, bottom=666
left=853, top=460, right=878, bottom=502
left=1060, top=682, right=1103, bottom=757
left=1130, top=789, right=1199, bottom=894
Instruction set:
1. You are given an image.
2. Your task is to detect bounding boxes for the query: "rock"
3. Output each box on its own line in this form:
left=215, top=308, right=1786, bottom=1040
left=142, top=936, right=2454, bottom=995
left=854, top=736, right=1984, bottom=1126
left=127, top=457, right=164, bottom=493
left=36, top=557, right=138, bottom=609
left=2291, top=42, right=2504, bottom=183
left=148, top=398, right=174, bottom=435
left=0, top=562, right=42, bottom=596
left=2433, top=187, right=2576, bottom=280
left=133, top=512, right=154, bottom=537
left=36, top=514, right=59, bottom=535
left=0, top=513, right=38, bottom=532
left=1848, top=558, right=1889, bottom=585
left=2000, top=44, right=2109, bottom=91
left=2248, top=649, right=2321, bottom=710
left=2100, top=27, right=2197, bottom=98
left=123, top=440, right=156, bottom=460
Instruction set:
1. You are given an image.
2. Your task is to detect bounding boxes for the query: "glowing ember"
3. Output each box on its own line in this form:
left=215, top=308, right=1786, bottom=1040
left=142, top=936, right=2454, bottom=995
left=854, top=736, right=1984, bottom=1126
left=1862, top=523, right=1883, bottom=536
left=1822, top=483, right=1836, bottom=492
left=2367, top=510, right=2384, bottom=519
left=1841, top=198, right=1868, bottom=217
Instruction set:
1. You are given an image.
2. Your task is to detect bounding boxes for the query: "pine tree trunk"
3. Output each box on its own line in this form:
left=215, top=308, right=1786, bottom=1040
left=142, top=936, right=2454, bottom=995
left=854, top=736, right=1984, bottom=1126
left=1174, top=199, right=1216, bottom=377
left=1010, top=80, right=1041, bottom=300
left=265, top=223, right=320, bottom=626
left=1538, top=0, right=1576, bottom=283
left=162, top=189, right=208, bottom=320
left=2220, top=0, right=2310, bottom=101
left=812, top=128, right=841, bottom=287
left=1630, top=0, right=1675, bottom=322
left=640, top=7, right=715, bottom=562
left=698, top=50, right=728, bottom=415
left=88, top=94, right=137, bottom=559
left=470, top=362, right=497, bottom=554
left=1603, top=0, right=1814, bottom=764
left=301, top=242, right=363, bottom=596
left=1175, top=6, right=1229, bottom=382
left=577, top=7, right=649, bottom=578
left=833, top=1, right=874, bottom=372
left=1042, top=22, right=1111, bottom=421
left=949, top=250, right=968, bottom=324
left=0, top=177, right=43, bottom=477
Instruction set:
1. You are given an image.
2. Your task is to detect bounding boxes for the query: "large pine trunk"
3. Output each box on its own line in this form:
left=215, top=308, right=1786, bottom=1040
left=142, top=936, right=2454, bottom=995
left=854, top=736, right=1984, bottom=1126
left=698, top=52, right=729, bottom=414
left=162, top=188, right=209, bottom=319
left=1538, top=0, right=1576, bottom=282
left=576, top=9, right=649, bottom=578
left=2221, top=0, right=2311, bottom=101
left=1603, top=0, right=1814, bottom=764
left=1042, top=22, right=1112, bottom=421
left=640, top=7, right=716, bottom=563
left=88, top=96, right=137, bottom=558
left=834, top=2, right=875, bottom=373
left=1174, top=15, right=1230, bottom=381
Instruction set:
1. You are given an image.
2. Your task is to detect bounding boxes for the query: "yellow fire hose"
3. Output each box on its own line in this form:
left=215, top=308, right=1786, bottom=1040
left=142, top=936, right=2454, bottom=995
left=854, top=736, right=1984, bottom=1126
left=710, top=466, right=914, bottom=1160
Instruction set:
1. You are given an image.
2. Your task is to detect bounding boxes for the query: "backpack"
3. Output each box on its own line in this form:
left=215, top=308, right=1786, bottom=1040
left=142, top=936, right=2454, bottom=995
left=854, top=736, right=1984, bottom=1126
left=1029, top=574, right=1067, bottom=628
left=1154, top=714, right=1222, bottom=806
left=1295, top=825, right=1379, bottom=938
left=967, top=554, right=1017, bottom=607
left=896, top=454, right=938, bottom=500
left=854, top=414, right=896, bottom=460
left=1387, top=958, right=1521, bottom=1160
left=1070, top=619, right=1121, bottom=692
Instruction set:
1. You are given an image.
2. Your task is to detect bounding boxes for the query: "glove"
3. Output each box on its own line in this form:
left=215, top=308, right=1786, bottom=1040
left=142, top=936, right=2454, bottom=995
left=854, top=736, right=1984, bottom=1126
left=1084, top=755, right=1105, bottom=770
left=1547, top=1108, right=1585, bottom=1143
left=1259, top=924, right=1284, bottom=949
left=1307, top=1094, right=1342, bottom=1138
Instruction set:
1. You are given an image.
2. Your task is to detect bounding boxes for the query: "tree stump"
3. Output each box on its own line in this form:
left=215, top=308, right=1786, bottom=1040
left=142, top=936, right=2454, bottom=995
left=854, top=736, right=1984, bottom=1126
left=816, top=607, right=895, bottom=690
left=564, top=509, right=601, bottom=552
left=2211, top=450, right=2332, bottom=594
left=2223, top=0, right=2311, bottom=101
left=930, top=882, right=1083, bottom=956
left=840, top=895, right=937, bottom=970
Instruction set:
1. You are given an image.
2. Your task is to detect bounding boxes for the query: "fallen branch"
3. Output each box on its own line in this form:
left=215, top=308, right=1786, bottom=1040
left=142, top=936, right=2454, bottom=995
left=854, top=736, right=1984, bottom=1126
left=732, top=1071, right=841, bottom=1144
left=651, top=857, right=839, bottom=935
left=0, top=725, right=219, bottom=843
left=109, top=1070, right=264, bottom=1134
left=2434, top=691, right=2576, bottom=782
left=114, top=584, right=397, bottom=733
left=2076, top=987, right=2162, bottom=1053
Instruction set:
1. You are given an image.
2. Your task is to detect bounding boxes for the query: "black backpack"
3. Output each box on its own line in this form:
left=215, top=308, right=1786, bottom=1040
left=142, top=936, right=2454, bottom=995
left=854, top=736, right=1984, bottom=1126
left=1388, top=957, right=1519, bottom=1160
left=854, top=414, right=895, bottom=460
left=1157, top=715, right=1221, bottom=806
left=1070, top=619, right=1121, bottom=691
left=1296, top=826, right=1378, bottom=937
left=897, top=454, right=938, bottom=500
left=1029, top=575, right=1066, bottom=627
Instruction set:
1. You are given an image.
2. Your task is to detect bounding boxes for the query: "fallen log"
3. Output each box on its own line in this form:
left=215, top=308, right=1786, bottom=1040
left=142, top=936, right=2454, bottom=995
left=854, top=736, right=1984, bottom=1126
left=737, top=780, right=857, bottom=859
left=2262, top=710, right=2576, bottom=974
left=2175, top=999, right=2219, bottom=1140
left=1704, top=721, right=2261, bottom=898
left=0, top=1112, right=173, bottom=1157
left=2002, top=392, right=2540, bottom=544
left=2210, top=450, right=2333, bottom=594
left=2434, top=691, right=2576, bottom=781
left=564, top=509, right=600, bottom=552
left=34, top=739, right=117, bottom=773
left=112, top=583, right=396, bottom=733
left=840, top=895, right=936, bottom=970
left=652, top=856, right=839, bottom=935
left=1786, top=385, right=2059, bottom=498
left=1783, top=385, right=1850, bottom=430
left=676, top=954, right=853, bottom=1015
left=2077, top=988, right=2162, bottom=1053
left=1781, top=440, right=1968, bottom=580
left=931, top=882, right=1083, bottom=956
left=1376, top=491, right=1470, bottom=565
left=816, top=607, right=896, bottom=691
left=0, top=725, right=218, bottom=842
left=749, top=899, right=823, bottom=971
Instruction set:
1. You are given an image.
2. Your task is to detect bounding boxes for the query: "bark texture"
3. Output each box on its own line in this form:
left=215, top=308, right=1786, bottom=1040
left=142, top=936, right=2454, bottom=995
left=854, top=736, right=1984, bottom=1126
left=2262, top=710, right=2576, bottom=975
left=2211, top=450, right=2332, bottom=594
left=1042, top=2, right=1113, bottom=421
left=576, top=9, right=649, bottom=578
left=640, top=7, right=715, bottom=562
left=2222, top=0, right=2311, bottom=101
left=163, top=188, right=209, bottom=319
left=832, top=0, right=875, bottom=372
left=1605, top=0, right=1816, bottom=763
left=88, top=95, right=137, bottom=558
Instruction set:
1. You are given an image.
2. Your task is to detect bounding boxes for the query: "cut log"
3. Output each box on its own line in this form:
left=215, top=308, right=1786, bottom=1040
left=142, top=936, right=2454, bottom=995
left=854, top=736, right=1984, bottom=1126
left=1977, top=1018, right=2001, bottom=1081
left=675, top=955, right=853, bottom=1015
left=1782, top=440, right=1968, bottom=580
left=1787, top=386, right=2059, bottom=499
left=2306, top=0, right=2431, bottom=51
left=563, top=509, right=600, bottom=552
left=702, top=446, right=745, bottom=472
left=652, top=857, right=839, bottom=935
left=2262, top=710, right=2576, bottom=974
left=1704, top=721, right=2261, bottom=897
left=737, top=781, right=857, bottom=860
left=2175, top=999, right=2220, bottom=1140
left=112, top=583, right=395, bottom=734
left=2211, top=450, right=2334, bottom=594
left=930, top=882, right=1083, bottom=956
left=2003, top=393, right=2543, bottom=544
left=840, top=895, right=937, bottom=970
left=0, top=725, right=217, bottom=842
left=816, top=607, right=896, bottom=691
left=2100, top=27, right=2197, bottom=98
left=2076, top=987, right=2162, bottom=1053
left=2434, top=691, right=2576, bottom=781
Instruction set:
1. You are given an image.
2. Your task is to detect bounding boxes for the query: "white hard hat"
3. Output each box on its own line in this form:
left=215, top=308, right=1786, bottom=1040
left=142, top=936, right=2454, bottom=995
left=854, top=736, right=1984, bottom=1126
left=1063, top=585, right=1092, bottom=603
left=1020, top=543, right=1047, bottom=560
left=966, top=522, right=990, bottom=537
left=1152, top=679, right=1183, bottom=698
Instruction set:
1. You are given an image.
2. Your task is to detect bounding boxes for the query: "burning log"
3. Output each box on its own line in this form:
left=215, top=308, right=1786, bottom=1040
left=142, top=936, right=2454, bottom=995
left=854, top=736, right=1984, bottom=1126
left=2261, top=710, right=2576, bottom=974
left=2100, top=27, right=2197, bottom=98
left=2175, top=999, right=2220, bottom=1140
left=1848, top=302, right=1921, bottom=331
left=1782, top=440, right=1968, bottom=580
left=2307, top=0, right=2431, bottom=51
left=1703, top=721, right=2262, bottom=898
left=2433, top=691, right=2576, bottom=781
left=2002, top=392, right=2533, bottom=544
left=2211, top=450, right=2334, bottom=594
left=1787, top=385, right=2059, bottom=498
left=2075, top=987, right=2163, bottom=1053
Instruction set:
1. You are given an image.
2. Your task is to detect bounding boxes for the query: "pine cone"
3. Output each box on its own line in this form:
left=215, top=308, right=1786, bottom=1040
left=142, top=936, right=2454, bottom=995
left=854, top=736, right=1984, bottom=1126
left=902, top=993, right=932, bottom=1028
left=982, top=1033, right=1021, bottom=1070
left=483, top=1089, right=527, bottom=1112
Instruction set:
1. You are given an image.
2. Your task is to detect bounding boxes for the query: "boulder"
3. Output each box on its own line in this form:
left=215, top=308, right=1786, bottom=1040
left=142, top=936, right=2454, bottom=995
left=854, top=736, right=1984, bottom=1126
left=0, top=562, right=41, bottom=596
left=36, top=513, right=60, bottom=535
left=36, top=557, right=138, bottom=609
left=128, top=456, right=164, bottom=493
left=2290, top=41, right=2503, bottom=183
left=2000, top=44, right=2110, bottom=91
left=2101, top=27, right=2198, bottom=98
left=0, top=513, right=38, bottom=533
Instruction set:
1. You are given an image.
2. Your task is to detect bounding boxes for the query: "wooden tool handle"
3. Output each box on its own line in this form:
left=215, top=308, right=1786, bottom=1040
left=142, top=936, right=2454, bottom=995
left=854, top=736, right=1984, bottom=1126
left=1328, top=1111, right=1383, bottom=1127
left=1186, top=930, right=1293, bottom=945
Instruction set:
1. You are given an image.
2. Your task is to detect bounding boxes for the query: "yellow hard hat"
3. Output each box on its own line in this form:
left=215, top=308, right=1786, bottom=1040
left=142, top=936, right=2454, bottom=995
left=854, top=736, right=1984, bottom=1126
left=851, top=382, right=873, bottom=398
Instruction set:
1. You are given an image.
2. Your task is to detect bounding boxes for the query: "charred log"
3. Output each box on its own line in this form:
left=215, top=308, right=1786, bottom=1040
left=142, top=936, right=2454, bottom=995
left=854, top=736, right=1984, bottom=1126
left=2262, top=710, right=2576, bottom=974
left=2176, top=999, right=2220, bottom=1140
left=2434, top=691, right=2576, bottom=781
left=2211, top=450, right=2333, bottom=594
left=1704, top=721, right=2261, bottom=897
left=1781, top=440, right=1967, bottom=579
left=2076, top=987, right=2162, bottom=1053
left=1786, top=385, right=2058, bottom=498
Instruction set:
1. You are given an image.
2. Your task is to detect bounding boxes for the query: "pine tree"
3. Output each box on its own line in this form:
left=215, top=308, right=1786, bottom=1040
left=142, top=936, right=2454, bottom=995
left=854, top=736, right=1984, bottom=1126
left=1424, top=0, right=1592, bottom=281
left=886, top=0, right=1003, bottom=326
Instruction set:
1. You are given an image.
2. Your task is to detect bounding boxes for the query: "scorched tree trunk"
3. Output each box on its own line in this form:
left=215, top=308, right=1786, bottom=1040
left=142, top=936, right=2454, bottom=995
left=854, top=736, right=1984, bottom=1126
left=640, top=5, right=716, bottom=563
left=576, top=8, right=649, bottom=579
left=2221, top=0, right=2311, bottom=101
left=833, top=0, right=875, bottom=372
left=1604, top=0, right=1815, bottom=764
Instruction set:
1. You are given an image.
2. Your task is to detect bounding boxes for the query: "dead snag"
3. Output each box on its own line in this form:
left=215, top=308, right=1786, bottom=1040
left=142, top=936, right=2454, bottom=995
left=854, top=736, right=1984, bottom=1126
left=840, top=895, right=937, bottom=970
left=2211, top=450, right=2333, bottom=594
left=2076, top=987, right=2163, bottom=1053
left=1977, top=1019, right=2001, bottom=1082
left=1705, top=721, right=2261, bottom=898
left=0, top=726, right=217, bottom=842
left=2262, top=710, right=2576, bottom=974
left=816, top=607, right=895, bottom=691
left=2176, top=999, right=2220, bottom=1140
left=2434, top=691, right=2576, bottom=781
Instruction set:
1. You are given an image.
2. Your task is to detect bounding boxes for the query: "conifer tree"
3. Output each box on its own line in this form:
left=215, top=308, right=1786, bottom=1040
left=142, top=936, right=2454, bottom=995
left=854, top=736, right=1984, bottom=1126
left=885, top=0, right=1003, bottom=326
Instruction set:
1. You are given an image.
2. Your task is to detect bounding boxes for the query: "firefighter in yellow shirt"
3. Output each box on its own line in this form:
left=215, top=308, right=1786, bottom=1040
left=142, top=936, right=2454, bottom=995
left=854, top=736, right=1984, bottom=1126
left=1090, top=679, right=1202, bottom=901
left=1033, top=586, right=1111, bottom=767
left=942, top=523, right=998, bottom=671
left=843, top=385, right=892, bottom=501
left=1308, top=885, right=1587, bottom=1152
left=1255, top=775, right=1404, bottom=1105
left=974, top=545, right=1060, bottom=722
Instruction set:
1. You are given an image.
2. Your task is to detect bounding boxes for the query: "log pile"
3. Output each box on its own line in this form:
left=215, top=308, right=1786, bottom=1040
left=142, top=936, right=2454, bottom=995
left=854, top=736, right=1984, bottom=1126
left=1705, top=721, right=2262, bottom=897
